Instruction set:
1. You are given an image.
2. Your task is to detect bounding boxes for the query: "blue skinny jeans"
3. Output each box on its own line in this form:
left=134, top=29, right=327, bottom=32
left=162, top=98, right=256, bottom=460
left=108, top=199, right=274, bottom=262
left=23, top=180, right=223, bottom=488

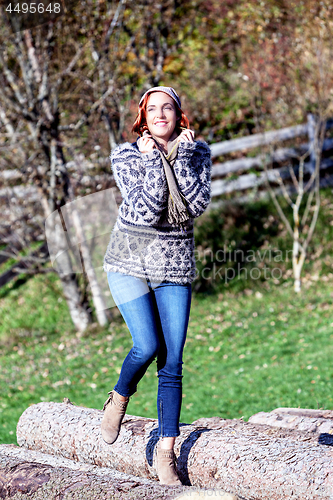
left=107, top=271, right=192, bottom=437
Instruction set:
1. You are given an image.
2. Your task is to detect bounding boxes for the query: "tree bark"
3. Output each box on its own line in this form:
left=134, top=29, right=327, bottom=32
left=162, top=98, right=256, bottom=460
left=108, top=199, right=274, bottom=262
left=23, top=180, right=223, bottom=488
left=249, top=407, right=333, bottom=438
left=271, top=407, right=333, bottom=419
left=64, top=191, right=109, bottom=326
left=0, top=444, right=183, bottom=499
left=57, top=275, right=91, bottom=333
left=0, top=444, right=238, bottom=500
left=16, top=402, right=333, bottom=500
left=45, top=205, right=91, bottom=332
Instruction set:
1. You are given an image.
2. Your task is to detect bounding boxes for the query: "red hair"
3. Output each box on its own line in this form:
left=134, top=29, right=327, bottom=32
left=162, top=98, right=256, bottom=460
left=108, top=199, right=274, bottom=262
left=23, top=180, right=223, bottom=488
left=132, top=92, right=190, bottom=136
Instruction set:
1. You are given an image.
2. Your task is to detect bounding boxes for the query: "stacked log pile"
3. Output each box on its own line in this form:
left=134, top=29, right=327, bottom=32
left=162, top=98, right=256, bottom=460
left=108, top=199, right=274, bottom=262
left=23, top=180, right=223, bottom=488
left=1, top=402, right=333, bottom=499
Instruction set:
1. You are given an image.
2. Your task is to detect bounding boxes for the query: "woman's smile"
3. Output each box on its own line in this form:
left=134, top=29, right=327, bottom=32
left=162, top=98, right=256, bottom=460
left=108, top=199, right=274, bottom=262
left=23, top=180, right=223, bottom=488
left=146, top=92, right=177, bottom=142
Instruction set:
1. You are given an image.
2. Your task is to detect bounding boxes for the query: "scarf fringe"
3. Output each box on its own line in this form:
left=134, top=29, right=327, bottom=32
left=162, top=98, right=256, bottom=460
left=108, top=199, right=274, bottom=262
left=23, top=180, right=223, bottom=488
left=167, top=192, right=189, bottom=225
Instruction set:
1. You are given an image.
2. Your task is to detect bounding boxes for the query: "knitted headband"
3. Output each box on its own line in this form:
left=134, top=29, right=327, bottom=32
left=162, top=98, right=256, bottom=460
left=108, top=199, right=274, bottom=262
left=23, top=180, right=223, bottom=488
left=139, top=86, right=181, bottom=109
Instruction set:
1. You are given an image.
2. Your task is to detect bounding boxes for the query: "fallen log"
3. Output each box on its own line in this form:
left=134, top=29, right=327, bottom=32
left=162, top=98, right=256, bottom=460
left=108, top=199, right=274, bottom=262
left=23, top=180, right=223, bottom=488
left=249, top=408, right=333, bottom=445
left=0, top=443, right=176, bottom=500
left=16, top=401, right=333, bottom=500
left=271, top=407, right=333, bottom=419
left=0, top=444, right=237, bottom=500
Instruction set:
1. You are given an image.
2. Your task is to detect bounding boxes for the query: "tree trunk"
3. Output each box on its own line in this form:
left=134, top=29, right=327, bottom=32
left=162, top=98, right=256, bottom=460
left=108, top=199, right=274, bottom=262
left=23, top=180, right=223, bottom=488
left=271, top=407, right=333, bottom=419
left=44, top=201, right=91, bottom=332
left=249, top=407, right=333, bottom=438
left=58, top=275, right=91, bottom=333
left=16, top=402, right=333, bottom=500
left=66, top=199, right=109, bottom=326
left=0, top=444, right=185, bottom=500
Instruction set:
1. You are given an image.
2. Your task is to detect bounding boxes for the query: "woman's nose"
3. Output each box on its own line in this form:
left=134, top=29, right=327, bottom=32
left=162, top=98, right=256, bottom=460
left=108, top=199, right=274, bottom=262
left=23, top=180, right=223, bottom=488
left=156, top=107, right=166, bottom=118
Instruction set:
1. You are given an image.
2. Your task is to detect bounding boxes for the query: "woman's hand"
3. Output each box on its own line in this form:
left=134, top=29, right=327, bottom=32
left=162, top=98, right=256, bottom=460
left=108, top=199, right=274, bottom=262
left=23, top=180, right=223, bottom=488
left=177, top=128, right=195, bottom=143
left=138, top=135, right=156, bottom=154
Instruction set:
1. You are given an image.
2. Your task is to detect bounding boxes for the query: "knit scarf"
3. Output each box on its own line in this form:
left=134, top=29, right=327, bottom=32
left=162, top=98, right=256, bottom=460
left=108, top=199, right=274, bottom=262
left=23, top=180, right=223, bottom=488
left=142, top=130, right=190, bottom=227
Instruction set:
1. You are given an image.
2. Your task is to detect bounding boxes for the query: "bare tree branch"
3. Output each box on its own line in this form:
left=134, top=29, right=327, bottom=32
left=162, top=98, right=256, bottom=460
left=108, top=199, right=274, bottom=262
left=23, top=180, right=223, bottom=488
left=288, top=162, right=299, bottom=190
left=303, top=118, right=326, bottom=252
left=263, top=152, right=294, bottom=239
left=301, top=188, right=315, bottom=228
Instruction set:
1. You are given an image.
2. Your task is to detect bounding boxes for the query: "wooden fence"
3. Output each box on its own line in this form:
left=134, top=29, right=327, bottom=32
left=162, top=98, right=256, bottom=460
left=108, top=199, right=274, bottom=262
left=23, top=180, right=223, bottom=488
left=209, top=114, right=333, bottom=208
left=1, top=115, right=332, bottom=206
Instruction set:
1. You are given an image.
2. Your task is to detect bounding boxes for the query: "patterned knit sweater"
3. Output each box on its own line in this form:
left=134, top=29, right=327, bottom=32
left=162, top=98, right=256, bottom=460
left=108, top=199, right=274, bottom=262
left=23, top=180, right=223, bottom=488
left=103, top=139, right=211, bottom=284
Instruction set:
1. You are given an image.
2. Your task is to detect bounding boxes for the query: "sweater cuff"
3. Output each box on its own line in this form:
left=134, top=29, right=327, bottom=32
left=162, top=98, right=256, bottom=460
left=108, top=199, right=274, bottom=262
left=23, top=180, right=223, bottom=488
left=177, top=141, right=196, bottom=157
left=142, top=149, right=161, bottom=161
left=142, top=148, right=164, bottom=169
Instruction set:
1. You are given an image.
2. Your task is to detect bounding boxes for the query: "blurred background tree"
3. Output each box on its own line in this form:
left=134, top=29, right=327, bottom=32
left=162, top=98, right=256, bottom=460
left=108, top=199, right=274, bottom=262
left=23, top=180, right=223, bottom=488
left=1, top=0, right=333, bottom=326
left=0, top=0, right=211, bottom=329
left=236, top=0, right=333, bottom=292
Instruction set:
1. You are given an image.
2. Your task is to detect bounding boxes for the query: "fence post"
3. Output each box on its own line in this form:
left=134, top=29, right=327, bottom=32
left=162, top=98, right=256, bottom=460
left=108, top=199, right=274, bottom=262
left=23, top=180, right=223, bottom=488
left=307, top=113, right=316, bottom=174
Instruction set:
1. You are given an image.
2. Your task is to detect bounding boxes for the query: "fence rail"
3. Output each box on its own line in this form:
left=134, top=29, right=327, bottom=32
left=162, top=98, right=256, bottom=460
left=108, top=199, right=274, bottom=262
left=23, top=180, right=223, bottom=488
left=209, top=115, right=333, bottom=201
left=1, top=115, right=332, bottom=204
left=210, top=123, right=309, bottom=157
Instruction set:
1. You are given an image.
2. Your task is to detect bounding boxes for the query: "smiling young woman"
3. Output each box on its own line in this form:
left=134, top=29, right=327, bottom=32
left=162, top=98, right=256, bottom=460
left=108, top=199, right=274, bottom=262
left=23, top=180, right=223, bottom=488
left=133, top=90, right=192, bottom=153
left=102, top=86, right=211, bottom=485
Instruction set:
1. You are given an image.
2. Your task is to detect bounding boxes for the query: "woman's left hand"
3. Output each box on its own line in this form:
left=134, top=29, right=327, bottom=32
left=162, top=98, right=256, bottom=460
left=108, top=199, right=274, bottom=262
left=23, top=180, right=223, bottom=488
left=177, top=129, right=195, bottom=143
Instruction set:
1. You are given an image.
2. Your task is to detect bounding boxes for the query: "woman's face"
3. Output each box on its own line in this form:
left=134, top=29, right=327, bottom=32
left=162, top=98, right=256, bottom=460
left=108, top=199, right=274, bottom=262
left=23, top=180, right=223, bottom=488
left=145, top=92, right=177, bottom=141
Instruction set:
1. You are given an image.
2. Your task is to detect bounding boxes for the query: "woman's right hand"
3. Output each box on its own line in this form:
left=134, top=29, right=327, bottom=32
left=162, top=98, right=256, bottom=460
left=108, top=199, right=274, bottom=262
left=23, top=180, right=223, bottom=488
left=138, top=135, right=156, bottom=154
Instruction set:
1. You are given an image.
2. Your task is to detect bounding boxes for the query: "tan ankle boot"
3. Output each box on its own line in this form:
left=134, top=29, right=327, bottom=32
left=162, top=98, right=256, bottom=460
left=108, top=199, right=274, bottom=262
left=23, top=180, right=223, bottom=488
left=101, top=390, right=129, bottom=444
left=156, top=446, right=182, bottom=485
